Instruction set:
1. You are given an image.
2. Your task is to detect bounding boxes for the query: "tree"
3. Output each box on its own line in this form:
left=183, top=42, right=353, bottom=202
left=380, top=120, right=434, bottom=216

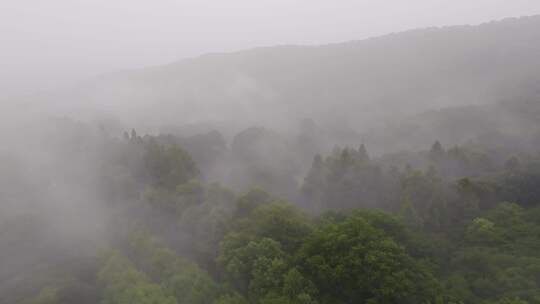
left=25, top=287, right=60, bottom=304
left=247, top=203, right=313, bottom=252
left=235, top=188, right=273, bottom=218
left=429, top=141, right=445, bottom=162
left=127, top=231, right=220, bottom=304
left=97, top=251, right=177, bottom=304
left=358, top=143, right=370, bottom=162
left=131, top=129, right=137, bottom=140
left=218, top=237, right=287, bottom=296
left=465, top=217, right=498, bottom=245
left=296, top=214, right=439, bottom=304
left=215, top=294, right=248, bottom=304
left=144, top=142, right=199, bottom=189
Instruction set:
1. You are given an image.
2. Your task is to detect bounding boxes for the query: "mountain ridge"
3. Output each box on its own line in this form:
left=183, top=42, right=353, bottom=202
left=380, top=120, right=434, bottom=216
left=18, top=15, right=540, bottom=140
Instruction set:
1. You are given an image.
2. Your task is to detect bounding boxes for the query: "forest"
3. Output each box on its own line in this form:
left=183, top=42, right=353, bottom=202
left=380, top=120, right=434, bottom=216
left=1, top=12, right=540, bottom=304
left=1, top=108, right=538, bottom=304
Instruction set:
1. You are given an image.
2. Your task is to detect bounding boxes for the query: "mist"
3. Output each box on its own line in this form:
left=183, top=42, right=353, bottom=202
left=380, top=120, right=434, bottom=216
left=2, top=2, right=540, bottom=304
left=2, top=0, right=540, bottom=95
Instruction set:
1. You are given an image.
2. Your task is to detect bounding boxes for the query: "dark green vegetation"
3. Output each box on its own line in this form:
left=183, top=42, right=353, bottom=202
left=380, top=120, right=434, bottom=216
left=4, top=118, right=539, bottom=304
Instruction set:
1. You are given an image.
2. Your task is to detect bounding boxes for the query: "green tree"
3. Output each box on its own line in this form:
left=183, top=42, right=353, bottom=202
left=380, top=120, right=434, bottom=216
left=296, top=214, right=439, bottom=304
left=97, top=251, right=177, bottom=304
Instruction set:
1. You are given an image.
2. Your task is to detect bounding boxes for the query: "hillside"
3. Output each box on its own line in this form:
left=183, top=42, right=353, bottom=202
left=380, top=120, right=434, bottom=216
left=21, top=15, right=537, bottom=135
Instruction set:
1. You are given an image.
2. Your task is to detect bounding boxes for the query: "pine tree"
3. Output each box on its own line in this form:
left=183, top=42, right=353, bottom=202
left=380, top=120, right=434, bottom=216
left=429, top=141, right=445, bottom=161
left=358, top=144, right=370, bottom=162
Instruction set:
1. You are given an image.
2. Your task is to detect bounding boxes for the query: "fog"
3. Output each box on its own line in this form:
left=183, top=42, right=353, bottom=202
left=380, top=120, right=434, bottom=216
left=2, top=0, right=540, bottom=95
left=2, top=2, right=540, bottom=304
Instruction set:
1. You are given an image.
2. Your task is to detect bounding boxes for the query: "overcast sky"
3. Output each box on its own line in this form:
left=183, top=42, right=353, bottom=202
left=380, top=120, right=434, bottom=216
left=2, top=0, right=540, bottom=95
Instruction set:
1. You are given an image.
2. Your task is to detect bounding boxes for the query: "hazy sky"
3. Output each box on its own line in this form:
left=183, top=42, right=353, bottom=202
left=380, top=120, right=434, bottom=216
left=2, top=0, right=540, bottom=95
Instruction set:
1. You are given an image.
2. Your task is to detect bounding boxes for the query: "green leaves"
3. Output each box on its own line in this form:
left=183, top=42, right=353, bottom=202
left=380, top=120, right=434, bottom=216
left=219, top=202, right=438, bottom=304
left=24, top=287, right=60, bottom=304
left=296, top=214, right=438, bottom=304
left=218, top=236, right=286, bottom=295
left=217, top=200, right=319, bottom=303
left=144, top=142, right=199, bottom=190
left=97, top=252, right=177, bottom=304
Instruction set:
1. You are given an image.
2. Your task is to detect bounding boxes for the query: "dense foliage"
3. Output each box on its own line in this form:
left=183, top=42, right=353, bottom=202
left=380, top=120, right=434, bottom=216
left=3, top=121, right=540, bottom=304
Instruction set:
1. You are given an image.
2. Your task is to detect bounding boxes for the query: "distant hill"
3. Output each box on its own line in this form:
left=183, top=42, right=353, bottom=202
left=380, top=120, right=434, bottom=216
left=16, top=16, right=540, bottom=140
left=363, top=98, right=540, bottom=155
